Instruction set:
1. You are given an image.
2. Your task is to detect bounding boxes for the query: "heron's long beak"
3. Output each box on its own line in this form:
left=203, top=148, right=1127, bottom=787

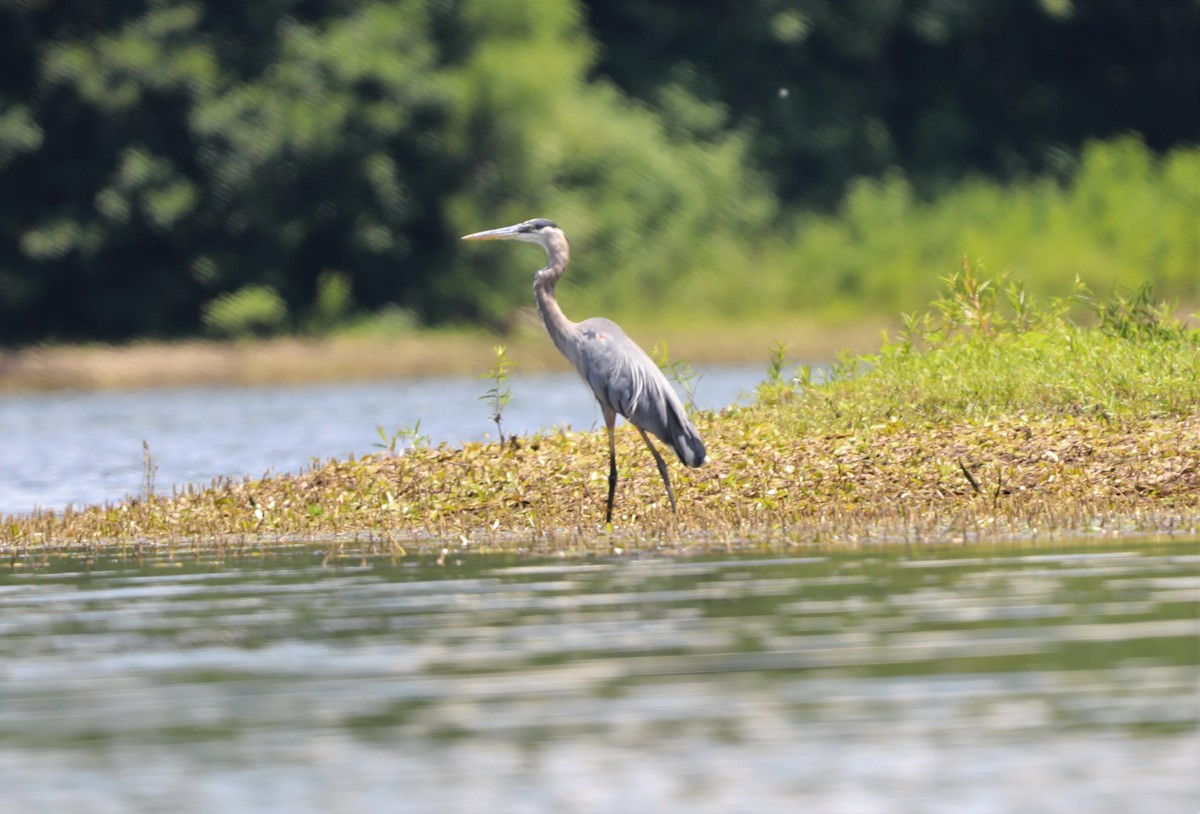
left=461, top=224, right=522, bottom=241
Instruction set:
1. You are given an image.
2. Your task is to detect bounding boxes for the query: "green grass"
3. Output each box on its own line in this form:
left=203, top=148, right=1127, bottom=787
left=769, top=267, right=1200, bottom=433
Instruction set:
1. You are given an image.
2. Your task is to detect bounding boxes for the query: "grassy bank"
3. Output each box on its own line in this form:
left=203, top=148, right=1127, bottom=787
left=3, top=273, right=1197, bottom=556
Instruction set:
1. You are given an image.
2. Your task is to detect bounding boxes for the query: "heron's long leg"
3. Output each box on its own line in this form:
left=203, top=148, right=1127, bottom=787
left=604, top=408, right=618, bottom=524
left=637, top=427, right=677, bottom=513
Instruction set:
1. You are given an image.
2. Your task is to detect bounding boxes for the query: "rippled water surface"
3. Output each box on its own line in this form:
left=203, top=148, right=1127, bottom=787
left=1, top=542, right=1196, bottom=813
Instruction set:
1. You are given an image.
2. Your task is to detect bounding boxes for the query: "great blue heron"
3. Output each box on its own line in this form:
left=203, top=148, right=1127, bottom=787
left=462, top=218, right=707, bottom=523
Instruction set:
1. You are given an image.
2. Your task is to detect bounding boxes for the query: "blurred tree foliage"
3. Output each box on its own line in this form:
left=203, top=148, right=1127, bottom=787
left=585, top=0, right=1200, bottom=206
left=0, top=0, right=1195, bottom=343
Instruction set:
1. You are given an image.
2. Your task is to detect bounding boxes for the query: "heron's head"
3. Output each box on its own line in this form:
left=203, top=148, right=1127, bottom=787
left=461, top=218, right=562, bottom=252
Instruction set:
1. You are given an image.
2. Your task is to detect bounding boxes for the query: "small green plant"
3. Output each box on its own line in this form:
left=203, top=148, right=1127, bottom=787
left=1004, top=279, right=1031, bottom=333
left=930, top=257, right=1002, bottom=339
left=755, top=339, right=797, bottom=404
left=141, top=439, right=157, bottom=500
left=916, top=259, right=1090, bottom=348
left=202, top=285, right=288, bottom=339
left=765, top=339, right=788, bottom=385
left=480, top=345, right=514, bottom=446
left=653, top=341, right=701, bottom=412
left=1087, top=282, right=1194, bottom=344
left=374, top=420, right=429, bottom=454
left=893, top=311, right=934, bottom=353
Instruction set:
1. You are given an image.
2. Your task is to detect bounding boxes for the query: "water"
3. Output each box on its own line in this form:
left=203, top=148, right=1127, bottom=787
left=0, top=543, right=1195, bottom=812
left=0, top=366, right=759, bottom=515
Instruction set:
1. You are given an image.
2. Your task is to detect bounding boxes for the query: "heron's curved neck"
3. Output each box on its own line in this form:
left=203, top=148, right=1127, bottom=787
left=533, top=232, right=578, bottom=362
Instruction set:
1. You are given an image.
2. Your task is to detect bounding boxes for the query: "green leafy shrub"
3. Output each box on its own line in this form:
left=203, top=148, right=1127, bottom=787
left=775, top=267, right=1200, bottom=433
left=306, top=271, right=354, bottom=335
left=760, top=137, right=1200, bottom=320
left=202, top=286, right=288, bottom=339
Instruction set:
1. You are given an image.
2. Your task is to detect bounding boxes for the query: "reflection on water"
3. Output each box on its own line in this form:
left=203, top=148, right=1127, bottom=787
left=0, top=366, right=759, bottom=515
left=0, top=542, right=1195, bottom=813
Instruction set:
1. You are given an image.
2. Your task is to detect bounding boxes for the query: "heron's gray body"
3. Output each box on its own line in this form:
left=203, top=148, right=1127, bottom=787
left=463, top=217, right=706, bottom=522
left=558, top=314, right=706, bottom=468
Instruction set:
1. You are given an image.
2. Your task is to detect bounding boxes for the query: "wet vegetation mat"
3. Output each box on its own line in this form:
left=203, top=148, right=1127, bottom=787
left=4, top=272, right=1198, bottom=557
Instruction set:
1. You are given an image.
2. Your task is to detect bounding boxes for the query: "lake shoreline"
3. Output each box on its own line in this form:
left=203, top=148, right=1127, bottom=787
left=4, top=290, right=1196, bottom=556
left=0, top=315, right=888, bottom=393
left=5, top=410, right=1197, bottom=558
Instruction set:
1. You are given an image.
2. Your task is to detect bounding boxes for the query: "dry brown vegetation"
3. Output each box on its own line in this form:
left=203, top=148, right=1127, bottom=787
left=4, top=408, right=1197, bottom=559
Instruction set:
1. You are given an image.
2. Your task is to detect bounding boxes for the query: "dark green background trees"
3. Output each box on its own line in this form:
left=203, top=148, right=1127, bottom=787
left=0, top=0, right=1196, bottom=343
left=588, top=0, right=1199, bottom=204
